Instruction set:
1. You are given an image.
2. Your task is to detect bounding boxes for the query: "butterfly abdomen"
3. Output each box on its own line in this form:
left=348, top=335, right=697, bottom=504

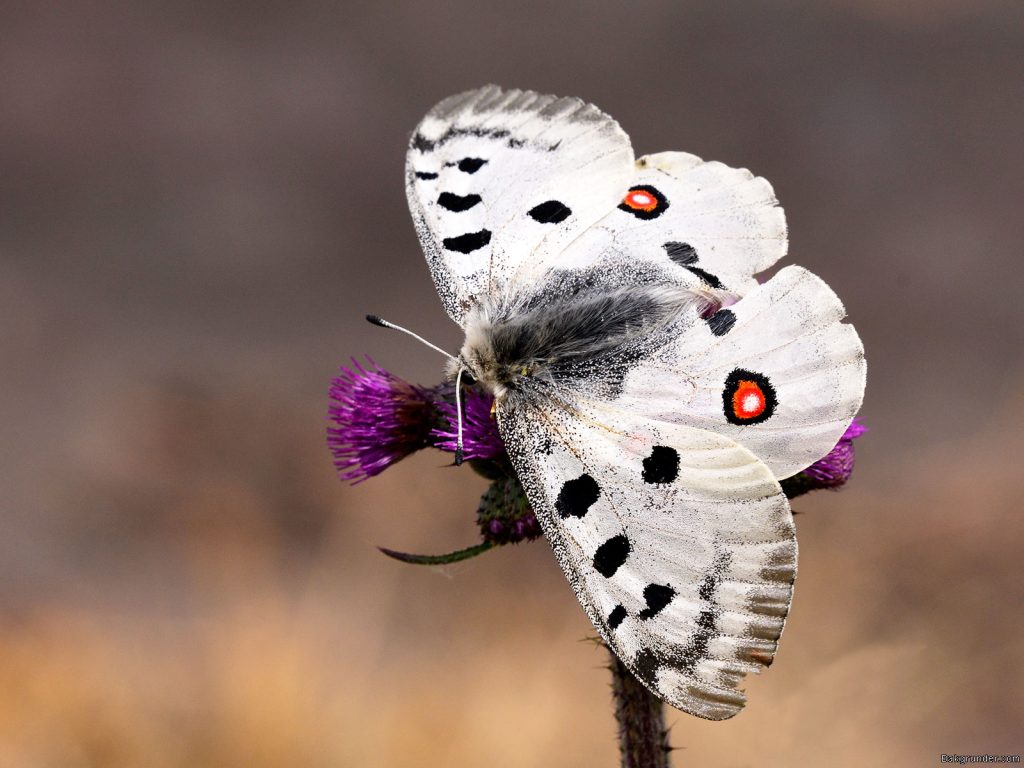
left=459, top=283, right=700, bottom=399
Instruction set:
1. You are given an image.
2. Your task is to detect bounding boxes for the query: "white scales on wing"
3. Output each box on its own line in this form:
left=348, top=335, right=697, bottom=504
left=403, top=85, right=865, bottom=719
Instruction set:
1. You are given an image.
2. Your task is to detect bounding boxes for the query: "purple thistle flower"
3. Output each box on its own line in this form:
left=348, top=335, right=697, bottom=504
left=431, top=386, right=507, bottom=463
left=782, top=418, right=867, bottom=498
left=327, top=357, right=436, bottom=483
left=804, top=418, right=867, bottom=486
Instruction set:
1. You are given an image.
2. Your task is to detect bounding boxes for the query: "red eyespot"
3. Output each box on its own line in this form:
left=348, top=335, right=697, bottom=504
left=618, top=185, right=669, bottom=220
left=723, top=368, right=777, bottom=425
left=732, top=380, right=766, bottom=420
left=623, top=189, right=657, bottom=211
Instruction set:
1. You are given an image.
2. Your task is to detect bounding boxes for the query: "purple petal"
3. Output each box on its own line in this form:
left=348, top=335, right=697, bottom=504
left=431, top=386, right=507, bottom=462
left=801, top=417, right=867, bottom=488
left=326, top=357, right=435, bottom=483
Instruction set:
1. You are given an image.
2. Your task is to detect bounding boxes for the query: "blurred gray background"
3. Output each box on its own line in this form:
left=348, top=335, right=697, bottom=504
left=1, top=2, right=1022, bottom=765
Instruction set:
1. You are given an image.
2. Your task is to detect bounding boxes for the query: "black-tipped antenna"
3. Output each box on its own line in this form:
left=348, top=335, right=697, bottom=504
left=454, top=366, right=465, bottom=465
left=365, top=314, right=457, bottom=363
left=366, top=313, right=467, bottom=467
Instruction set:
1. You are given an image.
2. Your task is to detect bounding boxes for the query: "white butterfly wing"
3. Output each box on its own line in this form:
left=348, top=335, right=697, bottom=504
left=618, top=151, right=787, bottom=280
left=511, top=151, right=787, bottom=298
left=498, top=398, right=795, bottom=721
left=615, top=265, right=866, bottom=479
left=406, top=86, right=634, bottom=325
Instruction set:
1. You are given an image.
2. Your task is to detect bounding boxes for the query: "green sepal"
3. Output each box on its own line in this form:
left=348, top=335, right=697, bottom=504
left=780, top=471, right=819, bottom=500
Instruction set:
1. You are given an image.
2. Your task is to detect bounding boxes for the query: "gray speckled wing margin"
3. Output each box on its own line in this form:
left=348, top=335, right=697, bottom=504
left=497, top=396, right=796, bottom=720
left=406, top=85, right=633, bottom=326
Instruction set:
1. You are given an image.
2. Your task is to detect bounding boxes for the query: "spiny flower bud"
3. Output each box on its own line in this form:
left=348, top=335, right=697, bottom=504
left=477, top=475, right=542, bottom=545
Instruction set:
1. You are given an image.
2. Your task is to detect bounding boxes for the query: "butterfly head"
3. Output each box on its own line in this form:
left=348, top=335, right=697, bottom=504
left=447, top=306, right=546, bottom=403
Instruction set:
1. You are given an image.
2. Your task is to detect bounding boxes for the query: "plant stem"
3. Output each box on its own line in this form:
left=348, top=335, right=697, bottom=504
left=608, top=645, right=673, bottom=768
left=377, top=541, right=493, bottom=565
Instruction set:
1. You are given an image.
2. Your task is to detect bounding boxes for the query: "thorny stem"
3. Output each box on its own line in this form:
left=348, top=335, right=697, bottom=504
left=608, top=644, right=673, bottom=768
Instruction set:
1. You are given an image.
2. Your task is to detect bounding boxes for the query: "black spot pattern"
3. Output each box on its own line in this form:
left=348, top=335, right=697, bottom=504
left=555, top=474, right=600, bottom=519
left=642, top=446, right=679, bottom=484
left=442, top=229, right=491, bottom=254
left=437, top=192, right=481, bottom=212
left=608, top=604, right=627, bottom=629
left=627, top=555, right=731, bottom=685
left=411, top=133, right=435, bottom=152
left=632, top=648, right=661, bottom=686
left=528, top=200, right=572, bottom=223
left=457, top=157, right=487, bottom=174
left=684, top=266, right=724, bottom=289
left=593, top=534, right=630, bottom=578
left=706, top=308, right=737, bottom=336
left=414, top=171, right=438, bottom=180
left=638, top=583, right=677, bottom=620
left=663, top=241, right=698, bottom=265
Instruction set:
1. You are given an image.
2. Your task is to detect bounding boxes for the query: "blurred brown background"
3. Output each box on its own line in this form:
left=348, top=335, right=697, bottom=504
left=2, top=2, right=1022, bottom=766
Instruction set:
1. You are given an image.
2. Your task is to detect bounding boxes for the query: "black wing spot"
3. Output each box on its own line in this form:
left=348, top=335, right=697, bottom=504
left=627, top=554, right=732, bottom=681
left=555, top=474, right=600, bottom=519
left=528, top=200, right=572, bottom=224
left=593, top=534, right=630, bottom=578
left=642, top=446, right=679, bottom=484
left=638, top=583, right=677, bottom=620
left=663, top=241, right=698, bottom=265
left=414, top=171, right=438, bottom=180
left=608, top=604, right=627, bottom=629
left=437, top=192, right=481, bottom=212
left=632, top=648, right=662, bottom=686
left=684, top=266, right=724, bottom=289
left=442, top=229, right=492, bottom=254
left=706, top=308, right=737, bottom=336
left=411, top=133, right=435, bottom=152
left=457, top=157, right=487, bottom=174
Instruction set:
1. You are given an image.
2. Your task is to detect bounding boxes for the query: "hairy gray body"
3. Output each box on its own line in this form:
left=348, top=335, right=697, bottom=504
left=455, top=281, right=703, bottom=404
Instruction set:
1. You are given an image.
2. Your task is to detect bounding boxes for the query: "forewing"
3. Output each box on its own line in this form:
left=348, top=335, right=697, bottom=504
left=406, top=86, right=634, bottom=325
left=499, top=397, right=795, bottom=720
left=512, top=150, right=787, bottom=298
left=614, top=265, right=866, bottom=479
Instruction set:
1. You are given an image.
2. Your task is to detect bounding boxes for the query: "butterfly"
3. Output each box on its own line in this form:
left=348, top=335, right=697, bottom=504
left=403, top=86, right=865, bottom=720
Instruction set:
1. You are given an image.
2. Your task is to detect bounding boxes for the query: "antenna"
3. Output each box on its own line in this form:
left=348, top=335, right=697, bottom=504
left=366, top=313, right=467, bottom=466
left=454, top=366, right=465, bottom=465
left=365, top=314, right=458, bottom=363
